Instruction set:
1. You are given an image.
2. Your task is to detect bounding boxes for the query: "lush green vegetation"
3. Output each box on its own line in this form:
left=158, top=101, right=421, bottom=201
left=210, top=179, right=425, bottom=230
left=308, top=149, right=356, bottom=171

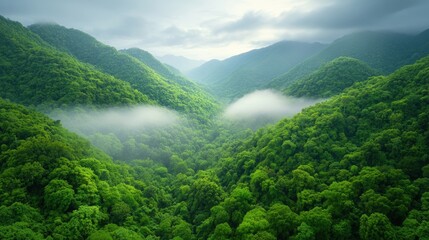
left=1, top=15, right=429, bottom=240
left=121, top=48, right=207, bottom=92
left=268, top=30, right=429, bottom=90
left=0, top=16, right=151, bottom=109
left=209, top=56, right=429, bottom=239
left=284, top=57, right=379, bottom=98
left=0, top=98, right=155, bottom=239
left=188, top=41, right=326, bottom=100
left=29, top=24, right=218, bottom=121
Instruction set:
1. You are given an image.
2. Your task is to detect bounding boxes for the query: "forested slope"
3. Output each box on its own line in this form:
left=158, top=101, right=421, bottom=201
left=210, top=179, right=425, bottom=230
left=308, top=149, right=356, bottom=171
left=29, top=24, right=218, bottom=121
left=0, top=16, right=151, bottom=109
left=187, top=41, right=326, bottom=99
left=1, top=14, right=429, bottom=240
left=121, top=47, right=204, bottom=89
left=202, top=56, right=429, bottom=239
left=268, top=30, right=429, bottom=89
left=0, top=98, right=155, bottom=239
left=284, top=57, right=379, bottom=98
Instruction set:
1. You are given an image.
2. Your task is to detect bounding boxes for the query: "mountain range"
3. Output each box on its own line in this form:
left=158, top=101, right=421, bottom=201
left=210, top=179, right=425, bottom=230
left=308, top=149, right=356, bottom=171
left=188, top=29, right=429, bottom=100
left=1, top=14, right=429, bottom=240
left=28, top=23, right=218, bottom=121
left=158, top=54, right=205, bottom=73
left=188, top=41, right=326, bottom=100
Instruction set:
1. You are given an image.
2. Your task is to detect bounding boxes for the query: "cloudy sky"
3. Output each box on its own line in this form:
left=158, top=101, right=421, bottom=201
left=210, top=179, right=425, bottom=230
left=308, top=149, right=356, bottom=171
left=1, top=0, right=429, bottom=60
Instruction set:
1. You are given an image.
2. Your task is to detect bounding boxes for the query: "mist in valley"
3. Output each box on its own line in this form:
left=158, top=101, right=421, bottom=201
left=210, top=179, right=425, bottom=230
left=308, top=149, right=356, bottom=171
left=223, top=89, right=324, bottom=127
left=50, top=105, right=180, bottom=135
left=48, top=91, right=323, bottom=160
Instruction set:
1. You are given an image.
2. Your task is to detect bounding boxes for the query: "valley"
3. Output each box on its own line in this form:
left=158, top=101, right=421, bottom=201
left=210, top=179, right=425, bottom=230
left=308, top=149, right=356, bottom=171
left=0, top=9, right=429, bottom=240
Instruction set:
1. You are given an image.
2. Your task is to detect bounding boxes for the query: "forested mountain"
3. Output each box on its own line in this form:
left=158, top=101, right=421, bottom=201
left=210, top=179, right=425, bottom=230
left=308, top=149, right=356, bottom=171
left=284, top=57, right=380, bottom=98
left=206, top=55, right=429, bottom=239
left=269, top=30, right=429, bottom=89
left=1, top=14, right=429, bottom=240
left=158, top=54, right=205, bottom=73
left=2, top=53, right=427, bottom=240
left=0, top=98, right=154, bottom=239
left=121, top=48, right=200, bottom=88
left=0, top=16, right=151, bottom=108
left=29, top=24, right=218, bottom=121
left=187, top=41, right=326, bottom=99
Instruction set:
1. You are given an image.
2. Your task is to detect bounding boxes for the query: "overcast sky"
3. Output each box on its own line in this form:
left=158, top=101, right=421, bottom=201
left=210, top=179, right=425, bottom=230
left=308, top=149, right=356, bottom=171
left=1, top=0, right=429, bottom=60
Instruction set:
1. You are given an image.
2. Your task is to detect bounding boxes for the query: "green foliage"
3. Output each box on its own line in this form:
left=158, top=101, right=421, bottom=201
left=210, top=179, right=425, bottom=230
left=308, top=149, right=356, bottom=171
left=211, top=55, right=429, bottom=239
left=285, top=57, right=380, bottom=98
left=29, top=23, right=218, bottom=122
left=0, top=16, right=150, bottom=109
left=1, top=15, right=429, bottom=240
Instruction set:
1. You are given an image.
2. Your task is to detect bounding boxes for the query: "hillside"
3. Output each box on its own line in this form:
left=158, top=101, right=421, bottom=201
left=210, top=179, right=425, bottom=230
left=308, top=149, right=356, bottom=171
left=187, top=41, right=326, bottom=99
left=0, top=98, right=158, bottom=239
left=121, top=48, right=201, bottom=88
left=205, top=55, right=429, bottom=239
left=1, top=14, right=429, bottom=240
left=268, top=30, right=429, bottom=89
left=0, top=16, right=151, bottom=109
left=284, top=57, right=380, bottom=98
left=29, top=23, right=218, bottom=121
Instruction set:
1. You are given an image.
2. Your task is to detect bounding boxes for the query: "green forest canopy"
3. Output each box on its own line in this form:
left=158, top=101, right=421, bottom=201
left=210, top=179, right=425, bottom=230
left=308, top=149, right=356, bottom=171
left=0, top=15, right=429, bottom=239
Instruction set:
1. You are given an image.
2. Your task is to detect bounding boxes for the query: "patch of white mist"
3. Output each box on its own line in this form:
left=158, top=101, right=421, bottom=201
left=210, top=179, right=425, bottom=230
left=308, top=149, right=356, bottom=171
left=224, top=89, right=324, bottom=122
left=50, top=105, right=180, bottom=134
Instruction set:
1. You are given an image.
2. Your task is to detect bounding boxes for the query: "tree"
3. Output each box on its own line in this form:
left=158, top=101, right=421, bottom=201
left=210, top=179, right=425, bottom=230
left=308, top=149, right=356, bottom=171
left=44, top=179, right=75, bottom=213
left=189, top=177, right=224, bottom=222
left=237, top=207, right=274, bottom=239
left=267, top=203, right=298, bottom=239
left=209, top=223, right=232, bottom=240
left=54, top=205, right=105, bottom=239
left=359, top=213, right=396, bottom=240
left=299, top=207, right=332, bottom=240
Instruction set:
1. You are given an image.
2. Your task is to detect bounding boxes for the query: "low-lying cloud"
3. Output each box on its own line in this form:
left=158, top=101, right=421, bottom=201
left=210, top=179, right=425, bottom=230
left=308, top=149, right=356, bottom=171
left=50, top=105, right=179, bottom=134
left=224, top=89, right=323, bottom=121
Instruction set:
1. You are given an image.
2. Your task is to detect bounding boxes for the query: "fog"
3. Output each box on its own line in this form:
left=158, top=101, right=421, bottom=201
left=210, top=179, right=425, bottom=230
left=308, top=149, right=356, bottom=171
left=224, top=89, right=323, bottom=122
left=50, top=105, right=179, bottom=135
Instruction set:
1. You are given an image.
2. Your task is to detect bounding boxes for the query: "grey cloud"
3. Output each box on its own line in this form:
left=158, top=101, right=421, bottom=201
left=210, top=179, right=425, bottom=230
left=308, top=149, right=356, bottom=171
left=279, top=0, right=426, bottom=29
left=217, top=11, right=269, bottom=33
left=93, top=16, right=155, bottom=39
left=1, top=0, right=429, bottom=59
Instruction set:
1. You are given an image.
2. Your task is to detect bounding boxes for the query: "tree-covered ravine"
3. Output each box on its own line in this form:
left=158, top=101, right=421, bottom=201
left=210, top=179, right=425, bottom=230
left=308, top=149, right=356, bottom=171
left=1, top=15, right=429, bottom=240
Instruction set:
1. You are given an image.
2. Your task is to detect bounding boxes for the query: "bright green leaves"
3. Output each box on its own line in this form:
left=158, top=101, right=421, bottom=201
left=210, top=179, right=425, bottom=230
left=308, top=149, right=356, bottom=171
left=44, top=179, right=74, bottom=213
left=237, top=207, right=275, bottom=240
left=54, top=205, right=105, bottom=240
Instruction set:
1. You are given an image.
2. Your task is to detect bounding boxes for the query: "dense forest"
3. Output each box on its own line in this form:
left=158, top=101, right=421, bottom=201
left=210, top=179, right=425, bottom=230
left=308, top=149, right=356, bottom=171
left=284, top=57, right=379, bottom=98
left=1, top=15, right=429, bottom=240
left=28, top=23, right=218, bottom=122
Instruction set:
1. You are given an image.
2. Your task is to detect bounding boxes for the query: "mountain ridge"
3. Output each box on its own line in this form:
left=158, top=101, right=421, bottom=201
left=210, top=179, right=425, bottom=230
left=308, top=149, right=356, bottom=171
left=268, top=29, right=429, bottom=89
left=29, top=23, right=219, bottom=121
left=187, top=40, right=327, bottom=99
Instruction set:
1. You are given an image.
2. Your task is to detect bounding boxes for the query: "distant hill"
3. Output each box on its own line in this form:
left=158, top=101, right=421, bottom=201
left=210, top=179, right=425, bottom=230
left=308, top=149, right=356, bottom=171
left=284, top=57, right=380, bottom=98
left=121, top=48, right=201, bottom=88
left=0, top=16, right=151, bottom=109
left=268, top=30, right=429, bottom=89
left=158, top=54, right=205, bottom=73
left=187, top=41, right=326, bottom=100
left=29, top=23, right=218, bottom=121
